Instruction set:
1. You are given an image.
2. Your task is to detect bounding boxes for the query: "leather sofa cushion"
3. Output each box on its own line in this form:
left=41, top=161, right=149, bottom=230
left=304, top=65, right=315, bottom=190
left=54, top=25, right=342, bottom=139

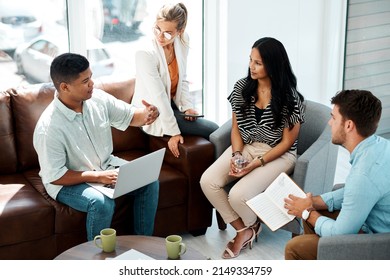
left=7, top=84, right=55, bottom=171
left=112, top=126, right=148, bottom=154
left=94, top=77, right=135, bottom=104
left=0, top=174, right=54, bottom=246
left=0, top=92, right=17, bottom=174
left=0, top=235, right=56, bottom=260
left=23, top=169, right=87, bottom=234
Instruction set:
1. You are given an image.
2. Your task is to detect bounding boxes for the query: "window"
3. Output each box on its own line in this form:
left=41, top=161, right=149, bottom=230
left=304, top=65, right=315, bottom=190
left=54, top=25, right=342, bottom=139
left=343, top=0, right=390, bottom=137
left=0, top=0, right=204, bottom=111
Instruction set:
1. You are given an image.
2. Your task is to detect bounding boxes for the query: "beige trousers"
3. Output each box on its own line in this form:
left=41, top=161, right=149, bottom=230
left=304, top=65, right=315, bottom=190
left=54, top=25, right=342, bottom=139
left=200, top=142, right=296, bottom=227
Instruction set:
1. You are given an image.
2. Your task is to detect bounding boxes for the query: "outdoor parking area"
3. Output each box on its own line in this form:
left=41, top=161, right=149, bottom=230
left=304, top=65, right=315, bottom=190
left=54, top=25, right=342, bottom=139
left=0, top=0, right=202, bottom=98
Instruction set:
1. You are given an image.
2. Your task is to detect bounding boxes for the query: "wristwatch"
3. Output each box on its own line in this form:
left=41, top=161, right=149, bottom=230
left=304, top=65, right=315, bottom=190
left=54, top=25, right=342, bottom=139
left=302, top=209, right=311, bottom=221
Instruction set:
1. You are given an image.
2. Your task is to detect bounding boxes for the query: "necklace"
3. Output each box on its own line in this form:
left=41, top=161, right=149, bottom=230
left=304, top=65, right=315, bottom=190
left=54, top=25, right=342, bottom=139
left=256, top=87, right=271, bottom=109
left=258, top=87, right=271, bottom=94
left=165, top=46, right=175, bottom=65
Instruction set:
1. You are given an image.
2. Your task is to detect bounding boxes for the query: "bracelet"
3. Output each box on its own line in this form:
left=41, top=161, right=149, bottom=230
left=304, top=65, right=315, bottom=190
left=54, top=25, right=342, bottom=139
left=232, top=151, right=242, bottom=157
left=257, top=155, right=266, bottom=166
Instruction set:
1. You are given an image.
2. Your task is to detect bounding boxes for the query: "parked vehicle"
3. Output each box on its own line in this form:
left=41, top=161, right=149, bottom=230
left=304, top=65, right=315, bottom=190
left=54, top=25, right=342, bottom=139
left=14, top=36, right=114, bottom=83
left=103, top=0, right=147, bottom=34
left=0, top=0, right=43, bottom=55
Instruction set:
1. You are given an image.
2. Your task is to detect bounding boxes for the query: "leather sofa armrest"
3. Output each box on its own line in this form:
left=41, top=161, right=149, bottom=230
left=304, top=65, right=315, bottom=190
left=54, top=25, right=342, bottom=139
left=318, top=232, right=390, bottom=260
left=149, top=135, right=215, bottom=178
left=149, top=135, right=215, bottom=232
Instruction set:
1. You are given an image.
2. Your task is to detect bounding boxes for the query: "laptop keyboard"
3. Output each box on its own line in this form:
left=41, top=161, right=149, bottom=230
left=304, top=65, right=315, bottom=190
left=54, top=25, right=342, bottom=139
left=103, top=184, right=115, bottom=189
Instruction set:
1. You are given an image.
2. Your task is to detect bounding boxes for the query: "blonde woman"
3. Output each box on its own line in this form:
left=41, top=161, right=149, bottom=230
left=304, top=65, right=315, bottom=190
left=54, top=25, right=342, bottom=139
left=131, top=2, right=218, bottom=158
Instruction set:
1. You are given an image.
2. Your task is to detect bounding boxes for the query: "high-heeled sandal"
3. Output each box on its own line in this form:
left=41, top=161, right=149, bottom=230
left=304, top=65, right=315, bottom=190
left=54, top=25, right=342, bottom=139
left=251, top=220, right=263, bottom=243
left=222, top=227, right=256, bottom=259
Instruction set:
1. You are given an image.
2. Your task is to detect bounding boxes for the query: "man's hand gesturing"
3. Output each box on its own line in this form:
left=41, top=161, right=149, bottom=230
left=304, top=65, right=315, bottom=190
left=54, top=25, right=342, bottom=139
left=142, top=100, right=159, bottom=125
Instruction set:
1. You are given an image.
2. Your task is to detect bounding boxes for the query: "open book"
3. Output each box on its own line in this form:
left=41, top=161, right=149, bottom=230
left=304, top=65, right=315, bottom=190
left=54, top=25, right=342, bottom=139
left=246, top=172, right=306, bottom=231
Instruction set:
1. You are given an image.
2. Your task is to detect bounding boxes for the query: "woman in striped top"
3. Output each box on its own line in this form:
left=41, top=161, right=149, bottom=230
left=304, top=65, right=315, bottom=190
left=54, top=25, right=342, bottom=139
left=200, top=37, right=305, bottom=259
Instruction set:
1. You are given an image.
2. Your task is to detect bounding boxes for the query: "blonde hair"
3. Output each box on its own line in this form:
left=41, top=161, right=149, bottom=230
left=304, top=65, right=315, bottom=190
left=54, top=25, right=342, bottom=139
left=156, top=2, right=188, bottom=44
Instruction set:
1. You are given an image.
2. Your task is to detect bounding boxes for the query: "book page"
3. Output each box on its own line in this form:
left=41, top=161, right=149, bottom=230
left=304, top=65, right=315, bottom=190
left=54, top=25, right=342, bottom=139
left=246, top=172, right=306, bottom=231
left=264, top=173, right=306, bottom=217
left=246, top=193, right=293, bottom=231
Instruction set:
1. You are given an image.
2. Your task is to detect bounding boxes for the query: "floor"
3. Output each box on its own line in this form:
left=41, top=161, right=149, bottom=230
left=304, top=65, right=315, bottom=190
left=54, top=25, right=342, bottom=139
left=182, top=146, right=351, bottom=260
left=182, top=210, right=291, bottom=260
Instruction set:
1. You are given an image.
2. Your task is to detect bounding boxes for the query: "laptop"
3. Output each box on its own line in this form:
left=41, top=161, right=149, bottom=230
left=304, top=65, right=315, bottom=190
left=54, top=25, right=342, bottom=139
left=88, top=148, right=165, bottom=199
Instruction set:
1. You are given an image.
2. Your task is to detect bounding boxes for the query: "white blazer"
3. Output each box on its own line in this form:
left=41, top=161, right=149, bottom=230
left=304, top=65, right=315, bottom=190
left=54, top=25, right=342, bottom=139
left=132, top=33, right=193, bottom=137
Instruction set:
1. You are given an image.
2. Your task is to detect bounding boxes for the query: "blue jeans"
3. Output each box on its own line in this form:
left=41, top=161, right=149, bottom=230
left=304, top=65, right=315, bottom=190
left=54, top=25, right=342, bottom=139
left=57, top=180, right=159, bottom=241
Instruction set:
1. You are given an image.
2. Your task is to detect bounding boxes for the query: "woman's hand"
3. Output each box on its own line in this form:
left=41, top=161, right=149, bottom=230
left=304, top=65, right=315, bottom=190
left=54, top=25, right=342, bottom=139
left=168, top=134, right=184, bottom=158
left=184, top=109, right=199, bottom=121
left=228, top=156, right=257, bottom=178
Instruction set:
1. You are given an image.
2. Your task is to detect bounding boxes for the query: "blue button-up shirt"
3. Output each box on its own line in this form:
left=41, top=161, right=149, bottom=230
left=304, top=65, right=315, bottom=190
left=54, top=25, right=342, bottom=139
left=33, top=89, right=135, bottom=200
left=315, top=135, right=390, bottom=236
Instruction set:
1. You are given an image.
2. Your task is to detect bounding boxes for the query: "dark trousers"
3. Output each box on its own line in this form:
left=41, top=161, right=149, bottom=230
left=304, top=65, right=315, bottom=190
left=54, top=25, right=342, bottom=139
left=171, top=101, right=219, bottom=140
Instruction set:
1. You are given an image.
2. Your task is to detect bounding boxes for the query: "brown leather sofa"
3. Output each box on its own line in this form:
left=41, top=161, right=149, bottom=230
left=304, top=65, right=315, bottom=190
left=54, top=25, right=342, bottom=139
left=0, top=78, right=214, bottom=259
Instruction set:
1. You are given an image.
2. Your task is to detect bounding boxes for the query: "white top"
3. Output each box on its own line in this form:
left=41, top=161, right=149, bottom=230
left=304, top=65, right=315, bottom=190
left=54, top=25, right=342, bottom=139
left=131, top=33, right=193, bottom=136
left=33, top=89, right=134, bottom=199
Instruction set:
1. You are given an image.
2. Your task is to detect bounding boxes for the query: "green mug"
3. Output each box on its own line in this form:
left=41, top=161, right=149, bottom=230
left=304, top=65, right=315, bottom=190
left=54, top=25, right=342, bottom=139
left=165, top=235, right=186, bottom=259
left=94, top=228, right=116, bottom=253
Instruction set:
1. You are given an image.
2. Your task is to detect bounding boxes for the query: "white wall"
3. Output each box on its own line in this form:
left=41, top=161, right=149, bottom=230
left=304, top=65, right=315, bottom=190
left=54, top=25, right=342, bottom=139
left=204, top=0, right=348, bottom=125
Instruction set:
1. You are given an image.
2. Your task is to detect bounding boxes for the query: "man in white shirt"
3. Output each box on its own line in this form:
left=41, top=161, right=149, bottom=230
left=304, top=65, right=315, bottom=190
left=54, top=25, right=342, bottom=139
left=34, top=53, right=160, bottom=240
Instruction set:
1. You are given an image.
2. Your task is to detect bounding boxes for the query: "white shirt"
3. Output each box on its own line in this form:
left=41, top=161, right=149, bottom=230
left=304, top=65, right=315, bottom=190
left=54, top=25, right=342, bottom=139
left=131, top=33, right=193, bottom=136
left=33, top=89, right=134, bottom=199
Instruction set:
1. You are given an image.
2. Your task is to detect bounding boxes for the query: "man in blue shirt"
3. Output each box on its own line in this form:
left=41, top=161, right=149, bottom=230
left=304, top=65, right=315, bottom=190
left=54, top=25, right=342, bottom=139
left=34, top=53, right=160, bottom=241
left=284, top=89, right=390, bottom=260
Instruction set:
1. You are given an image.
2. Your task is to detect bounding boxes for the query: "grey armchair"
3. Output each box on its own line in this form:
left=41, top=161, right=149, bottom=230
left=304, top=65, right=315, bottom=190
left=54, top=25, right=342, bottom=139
left=318, top=232, right=390, bottom=260
left=317, top=182, right=390, bottom=260
left=209, top=100, right=339, bottom=234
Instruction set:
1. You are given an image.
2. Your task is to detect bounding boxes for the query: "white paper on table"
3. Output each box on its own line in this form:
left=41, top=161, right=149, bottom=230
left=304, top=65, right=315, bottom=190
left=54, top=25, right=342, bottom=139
left=106, top=249, right=155, bottom=260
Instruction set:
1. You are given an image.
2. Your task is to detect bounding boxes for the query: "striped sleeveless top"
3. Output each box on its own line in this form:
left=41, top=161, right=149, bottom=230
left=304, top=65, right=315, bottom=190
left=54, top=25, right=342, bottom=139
left=228, top=78, right=305, bottom=151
